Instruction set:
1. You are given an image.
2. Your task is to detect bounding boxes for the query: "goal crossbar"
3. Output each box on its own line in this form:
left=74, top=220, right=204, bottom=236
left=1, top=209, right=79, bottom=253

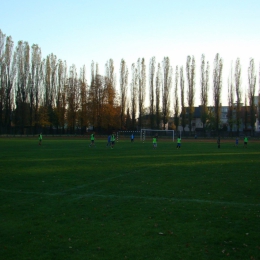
left=140, top=129, right=175, bottom=142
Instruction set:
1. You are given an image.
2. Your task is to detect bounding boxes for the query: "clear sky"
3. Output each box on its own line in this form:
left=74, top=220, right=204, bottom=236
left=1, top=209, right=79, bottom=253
left=1, top=0, right=260, bottom=106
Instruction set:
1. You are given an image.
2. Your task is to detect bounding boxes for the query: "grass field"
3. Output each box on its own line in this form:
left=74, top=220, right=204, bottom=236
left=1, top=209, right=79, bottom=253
left=0, top=137, right=260, bottom=260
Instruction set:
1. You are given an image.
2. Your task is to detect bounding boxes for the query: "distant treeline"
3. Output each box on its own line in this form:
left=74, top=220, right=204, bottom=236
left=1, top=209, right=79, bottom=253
left=0, top=29, right=259, bottom=135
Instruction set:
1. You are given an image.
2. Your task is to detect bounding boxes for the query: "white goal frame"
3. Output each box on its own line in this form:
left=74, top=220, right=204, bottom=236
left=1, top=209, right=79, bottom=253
left=140, top=129, right=175, bottom=142
left=116, top=131, right=141, bottom=142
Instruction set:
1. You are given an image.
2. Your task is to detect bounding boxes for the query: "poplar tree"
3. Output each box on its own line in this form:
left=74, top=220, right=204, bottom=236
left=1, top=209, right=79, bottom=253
left=104, top=59, right=118, bottom=130
left=200, top=55, right=209, bottom=134
left=60, top=61, right=67, bottom=133
left=234, top=58, right=242, bottom=135
left=0, top=30, right=5, bottom=133
left=248, top=58, right=257, bottom=136
left=213, top=53, right=223, bottom=135
left=130, top=63, right=137, bottom=129
left=137, top=58, right=146, bottom=128
left=4, top=36, right=16, bottom=133
left=30, top=44, right=42, bottom=133
left=67, top=64, right=79, bottom=133
left=180, top=66, right=186, bottom=134
left=88, top=61, right=99, bottom=128
left=162, top=57, right=172, bottom=130
left=186, top=55, right=196, bottom=135
left=227, top=62, right=234, bottom=136
left=155, top=63, right=161, bottom=129
left=149, top=57, right=156, bottom=129
left=119, top=59, right=128, bottom=129
left=79, top=65, right=88, bottom=132
left=42, top=55, right=51, bottom=126
left=56, top=59, right=65, bottom=132
left=173, top=66, right=179, bottom=131
left=49, top=53, right=57, bottom=132
left=15, top=41, right=30, bottom=133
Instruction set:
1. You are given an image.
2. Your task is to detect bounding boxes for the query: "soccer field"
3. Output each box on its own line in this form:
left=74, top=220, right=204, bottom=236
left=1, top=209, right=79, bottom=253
left=0, top=138, right=259, bottom=260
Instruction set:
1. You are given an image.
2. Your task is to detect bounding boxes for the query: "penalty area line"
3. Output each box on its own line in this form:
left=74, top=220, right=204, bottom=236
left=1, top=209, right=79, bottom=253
left=72, top=193, right=260, bottom=208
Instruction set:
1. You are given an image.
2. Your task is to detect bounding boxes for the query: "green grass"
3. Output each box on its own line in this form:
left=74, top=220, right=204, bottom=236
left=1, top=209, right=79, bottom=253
left=0, top=137, right=260, bottom=260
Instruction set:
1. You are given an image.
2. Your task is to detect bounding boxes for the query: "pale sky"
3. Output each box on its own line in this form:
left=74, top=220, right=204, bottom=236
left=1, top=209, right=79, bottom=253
left=1, top=0, right=260, bottom=107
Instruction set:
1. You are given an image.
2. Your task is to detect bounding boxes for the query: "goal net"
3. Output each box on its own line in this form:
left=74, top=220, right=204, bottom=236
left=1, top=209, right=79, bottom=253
left=116, top=131, right=141, bottom=142
left=140, top=129, right=175, bottom=142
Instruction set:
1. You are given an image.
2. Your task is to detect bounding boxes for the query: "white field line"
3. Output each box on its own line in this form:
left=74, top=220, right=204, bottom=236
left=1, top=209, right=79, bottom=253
left=1, top=166, right=259, bottom=207
left=0, top=187, right=259, bottom=207
left=0, top=168, right=146, bottom=196
left=71, top=193, right=260, bottom=207
left=0, top=175, right=132, bottom=196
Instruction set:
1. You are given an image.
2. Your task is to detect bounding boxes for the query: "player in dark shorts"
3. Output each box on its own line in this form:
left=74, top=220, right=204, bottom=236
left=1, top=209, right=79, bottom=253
left=176, top=137, right=181, bottom=149
left=38, top=133, right=42, bottom=145
left=244, top=136, right=248, bottom=148
left=89, top=132, right=95, bottom=147
left=217, top=136, right=220, bottom=148
left=111, top=133, right=115, bottom=149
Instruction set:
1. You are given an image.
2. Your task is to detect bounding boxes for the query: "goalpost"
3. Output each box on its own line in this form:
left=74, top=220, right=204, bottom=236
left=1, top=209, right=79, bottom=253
left=140, top=129, right=175, bottom=142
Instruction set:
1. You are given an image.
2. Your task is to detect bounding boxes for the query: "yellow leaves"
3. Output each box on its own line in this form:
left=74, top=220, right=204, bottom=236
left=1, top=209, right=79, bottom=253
left=38, top=106, right=50, bottom=127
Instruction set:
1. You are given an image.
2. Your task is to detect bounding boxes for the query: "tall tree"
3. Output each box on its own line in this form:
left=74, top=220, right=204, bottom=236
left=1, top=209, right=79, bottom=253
left=155, top=63, right=161, bottom=129
left=130, top=63, right=138, bottom=129
left=67, top=64, right=79, bottom=133
left=149, top=57, right=156, bottom=129
left=234, top=58, right=242, bottom=135
left=227, top=62, right=235, bottom=136
left=162, top=57, right=172, bottom=130
left=49, top=53, right=58, bottom=131
left=119, top=59, right=128, bottom=129
left=15, top=41, right=30, bottom=134
left=247, top=58, right=257, bottom=136
left=213, top=53, right=223, bottom=135
left=95, top=73, right=104, bottom=131
left=104, top=59, right=118, bottom=130
left=60, top=61, right=67, bottom=133
left=88, top=61, right=99, bottom=128
left=186, top=55, right=196, bottom=135
left=30, top=44, right=42, bottom=134
left=0, top=30, right=6, bottom=133
left=137, top=58, right=146, bottom=128
left=78, top=65, right=88, bottom=133
left=4, top=36, right=16, bottom=133
left=42, top=55, right=51, bottom=127
left=55, top=59, right=65, bottom=132
left=180, top=66, right=186, bottom=134
left=173, top=66, right=179, bottom=131
left=200, top=54, right=209, bottom=134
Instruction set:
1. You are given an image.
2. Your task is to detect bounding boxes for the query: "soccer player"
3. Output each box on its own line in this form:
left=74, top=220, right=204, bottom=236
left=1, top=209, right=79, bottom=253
left=217, top=136, right=220, bottom=149
left=38, top=133, right=42, bottom=145
left=244, top=136, right=248, bottom=148
left=235, top=137, right=239, bottom=146
left=153, top=136, right=157, bottom=149
left=111, top=132, right=116, bottom=149
left=131, top=133, right=134, bottom=142
left=176, top=136, right=181, bottom=149
left=107, top=134, right=111, bottom=147
left=89, top=132, right=95, bottom=147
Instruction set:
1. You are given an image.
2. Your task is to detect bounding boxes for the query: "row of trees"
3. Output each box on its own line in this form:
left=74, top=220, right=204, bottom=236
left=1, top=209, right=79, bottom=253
left=0, top=29, right=259, bottom=135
